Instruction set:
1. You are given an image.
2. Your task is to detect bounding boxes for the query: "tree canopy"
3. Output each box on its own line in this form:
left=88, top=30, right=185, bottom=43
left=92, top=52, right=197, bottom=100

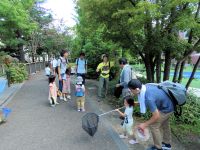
left=74, top=0, right=200, bottom=82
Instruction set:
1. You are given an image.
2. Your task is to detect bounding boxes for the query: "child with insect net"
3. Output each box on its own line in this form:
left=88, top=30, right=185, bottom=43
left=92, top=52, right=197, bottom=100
left=48, top=75, right=59, bottom=107
left=115, top=96, right=138, bottom=145
left=62, top=68, right=71, bottom=101
left=75, top=76, right=86, bottom=112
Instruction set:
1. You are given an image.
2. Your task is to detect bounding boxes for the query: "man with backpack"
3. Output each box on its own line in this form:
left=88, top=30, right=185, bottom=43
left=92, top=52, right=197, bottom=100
left=57, top=50, right=69, bottom=101
left=75, top=52, right=87, bottom=85
left=128, top=79, right=175, bottom=150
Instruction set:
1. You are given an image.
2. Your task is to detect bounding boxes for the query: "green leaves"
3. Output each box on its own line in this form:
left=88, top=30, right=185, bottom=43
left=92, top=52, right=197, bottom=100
left=7, top=63, right=28, bottom=83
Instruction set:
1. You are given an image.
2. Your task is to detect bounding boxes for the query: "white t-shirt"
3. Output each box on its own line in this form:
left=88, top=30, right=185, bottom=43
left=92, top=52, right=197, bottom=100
left=57, top=57, right=68, bottom=75
left=45, top=67, right=51, bottom=76
left=52, top=59, right=58, bottom=68
left=124, top=106, right=133, bottom=124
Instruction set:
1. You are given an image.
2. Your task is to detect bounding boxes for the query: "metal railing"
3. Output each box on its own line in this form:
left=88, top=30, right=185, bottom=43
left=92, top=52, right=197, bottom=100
left=0, top=61, right=47, bottom=77
left=25, top=61, right=47, bottom=75
left=0, top=64, right=5, bottom=76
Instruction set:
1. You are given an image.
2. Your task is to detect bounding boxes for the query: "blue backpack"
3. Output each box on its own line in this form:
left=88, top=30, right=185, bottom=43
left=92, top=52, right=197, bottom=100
left=75, top=84, right=84, bottom=97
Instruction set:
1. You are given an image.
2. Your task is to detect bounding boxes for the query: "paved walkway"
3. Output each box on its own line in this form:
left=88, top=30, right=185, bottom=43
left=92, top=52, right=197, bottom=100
left=0, top=72, right=125, bottom=150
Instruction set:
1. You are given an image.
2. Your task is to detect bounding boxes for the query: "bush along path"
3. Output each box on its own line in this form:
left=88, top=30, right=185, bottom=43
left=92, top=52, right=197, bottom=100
left=86, top=80, right=199, bottom=150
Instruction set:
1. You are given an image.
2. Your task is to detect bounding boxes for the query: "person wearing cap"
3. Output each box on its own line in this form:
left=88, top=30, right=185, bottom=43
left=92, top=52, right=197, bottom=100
left=57, top=50, right=69, bottom=101
left=96, top=54, right=111, bottom=98
left=116, top=58, right=132, bottom=97
left=128, top=79, right=174, bottom=150
left=75, top=52, right=87, bottom=85
left=75, top=76, right=86, bottom=112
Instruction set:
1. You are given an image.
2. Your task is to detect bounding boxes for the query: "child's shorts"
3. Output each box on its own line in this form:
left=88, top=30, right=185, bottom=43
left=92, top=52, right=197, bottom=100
left=122, top=122, right=133, bottom=136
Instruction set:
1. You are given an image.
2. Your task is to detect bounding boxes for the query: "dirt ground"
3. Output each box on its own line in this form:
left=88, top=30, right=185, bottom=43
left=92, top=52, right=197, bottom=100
left=86, top=79, right=196, bottom=150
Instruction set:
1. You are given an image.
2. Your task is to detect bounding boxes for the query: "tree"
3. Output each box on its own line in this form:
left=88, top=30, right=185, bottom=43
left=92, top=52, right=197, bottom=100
left=186, top=56, right=200, bottom=89
left=75, top=0, right=200, bottom=83
left=0, top=0, right=38, bottom=62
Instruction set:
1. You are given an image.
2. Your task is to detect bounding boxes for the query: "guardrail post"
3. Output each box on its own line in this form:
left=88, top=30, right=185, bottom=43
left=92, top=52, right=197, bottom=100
left=34, top=62, right=36, bottom=73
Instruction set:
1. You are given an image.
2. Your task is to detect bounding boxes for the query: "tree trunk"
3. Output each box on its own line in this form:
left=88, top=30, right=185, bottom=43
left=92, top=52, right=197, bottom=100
left=32, top=52, right=35, bottom=62
left=16, top=30, right=25, bottom=62
left=173, top=61, right=180, bottom=82
left=186, top=56, right=200, bottom=89
left=144, top=54, right=153, bottom=82
left=145, top=62, right=152, bottom=82
left=163, top=50, right=171, bottom=81
left=178, top=60, right=186, bottom=83
left=19, top=44, right=25, bottom=62
left=156, top=54, right=161, bottom=83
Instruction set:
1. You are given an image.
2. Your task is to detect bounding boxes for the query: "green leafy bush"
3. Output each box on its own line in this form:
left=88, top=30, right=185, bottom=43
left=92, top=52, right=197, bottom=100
left=8, top=63, right=28, bottom=83
left=171, top=94, right=200, bottom=125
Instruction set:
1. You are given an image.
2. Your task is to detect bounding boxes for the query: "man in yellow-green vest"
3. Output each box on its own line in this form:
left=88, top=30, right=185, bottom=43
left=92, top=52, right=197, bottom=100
left=96, top=54, right=111, bottom=99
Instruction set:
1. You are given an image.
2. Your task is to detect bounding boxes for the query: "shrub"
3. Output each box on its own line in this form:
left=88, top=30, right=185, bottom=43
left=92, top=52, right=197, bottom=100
left=7, top=63, right=28, bottom=83
left=171, top=94, right=200, bottom=125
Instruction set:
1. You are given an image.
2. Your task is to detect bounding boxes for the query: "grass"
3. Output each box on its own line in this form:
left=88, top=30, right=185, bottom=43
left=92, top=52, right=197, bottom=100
left=168, top=76, right=200, bottom=88
left=132, top=64, right=200, bottom=89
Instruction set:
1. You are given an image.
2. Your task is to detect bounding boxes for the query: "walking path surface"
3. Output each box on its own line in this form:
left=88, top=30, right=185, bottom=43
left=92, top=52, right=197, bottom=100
left=0, top=72, right=187, bottom=150
left=0, top=72, right=125, bottom=150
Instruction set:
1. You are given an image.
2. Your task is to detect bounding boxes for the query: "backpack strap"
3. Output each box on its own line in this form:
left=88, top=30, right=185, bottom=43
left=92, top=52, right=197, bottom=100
left=85, top=59, right=87, bottom=69
left=76, top=58, right=79, bottom=65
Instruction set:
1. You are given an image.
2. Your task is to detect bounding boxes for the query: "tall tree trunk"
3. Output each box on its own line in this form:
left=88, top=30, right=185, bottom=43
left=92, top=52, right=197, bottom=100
left=186, top=56, right=200, bottom=89
left=156, top=54, right=161, bottom=83
left=173, top=61, right=180, bottom=82
left=16, top=30, right=25, bottom=62
left=32, top=52, right=35, bottom=62
left=144, top=54, right=153, bottom=82
left=178, top=60, right=186, bottom=83
left=163, top=50, right=171, bottom=81
left=19, top=44, right=25, bottom=62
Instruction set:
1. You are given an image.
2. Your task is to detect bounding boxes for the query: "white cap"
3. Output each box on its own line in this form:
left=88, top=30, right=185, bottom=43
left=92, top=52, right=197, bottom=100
left=76, top=76, right=83, bottom=84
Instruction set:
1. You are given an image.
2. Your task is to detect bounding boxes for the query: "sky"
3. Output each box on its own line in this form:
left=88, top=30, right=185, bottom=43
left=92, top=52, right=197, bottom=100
left=41, top=0, right=77, bottom=27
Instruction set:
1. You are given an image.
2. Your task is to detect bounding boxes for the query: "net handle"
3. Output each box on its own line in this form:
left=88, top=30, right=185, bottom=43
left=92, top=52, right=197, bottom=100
left=98, top=106, right=125, bottom=117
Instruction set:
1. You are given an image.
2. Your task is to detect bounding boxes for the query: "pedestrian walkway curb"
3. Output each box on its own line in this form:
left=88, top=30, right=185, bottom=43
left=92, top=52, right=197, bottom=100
left=0, top=82, right=24, bottom=107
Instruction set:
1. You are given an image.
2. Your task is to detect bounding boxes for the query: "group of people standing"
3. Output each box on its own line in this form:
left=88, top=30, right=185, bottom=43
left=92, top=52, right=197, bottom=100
left=46, top=50, right=87, bottom=112
left=96, top=56, right=173, bottom=150
left=45, top=51, right=173, bottom=150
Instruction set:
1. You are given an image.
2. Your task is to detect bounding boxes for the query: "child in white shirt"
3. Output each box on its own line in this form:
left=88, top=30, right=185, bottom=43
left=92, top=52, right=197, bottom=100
left=116, top=96, right=138, bottom=145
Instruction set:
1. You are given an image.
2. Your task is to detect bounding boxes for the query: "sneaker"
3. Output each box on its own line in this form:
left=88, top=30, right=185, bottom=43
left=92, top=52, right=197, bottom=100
left=60, top=96, right=63, bottom=100
left=51, top=104, right=56, bottom=107
left=63, top=97, right=67, bottom=102
left=129, top=139, right=139, bottom=145
left=119, top=134, right=128, bottom=139
left=67, top=95, right=71, bottom=100
left=77, top=109, right=81, bottom=112
left=146, top=146, right=162, bottom=150
left=55, top=102, right=59, bottom=105
left=162, top=142, right=171, bottom=150
left=81, top=108, right=85, bottom=112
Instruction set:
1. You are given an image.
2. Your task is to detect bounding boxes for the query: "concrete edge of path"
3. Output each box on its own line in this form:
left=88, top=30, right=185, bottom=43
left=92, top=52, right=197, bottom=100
left=0, top=82, right=24, bottom=107
left=88, top=98, right=129, bottom=150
